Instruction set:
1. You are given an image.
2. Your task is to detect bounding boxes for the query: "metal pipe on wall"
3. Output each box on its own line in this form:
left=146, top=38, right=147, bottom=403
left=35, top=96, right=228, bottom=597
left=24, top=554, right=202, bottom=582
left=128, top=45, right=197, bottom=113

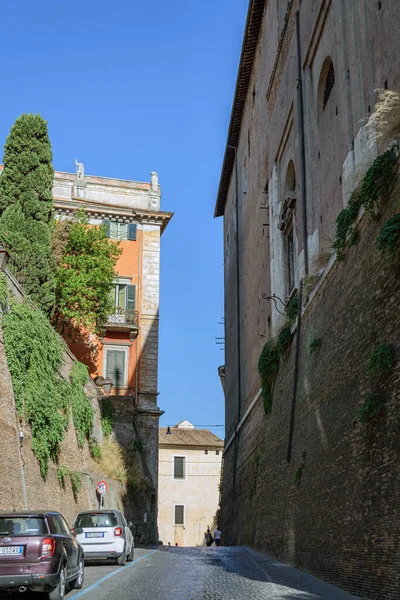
left=227, top=144, right=242, bottom=494
left=286, top=11, right=308, bottom=464
left=296, top=10, right=309, bottom=278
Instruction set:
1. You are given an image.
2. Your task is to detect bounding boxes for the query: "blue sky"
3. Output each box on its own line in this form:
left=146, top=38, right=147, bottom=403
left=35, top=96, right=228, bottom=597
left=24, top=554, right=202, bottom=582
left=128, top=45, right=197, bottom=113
left=0, top=0, right=249, bottom=439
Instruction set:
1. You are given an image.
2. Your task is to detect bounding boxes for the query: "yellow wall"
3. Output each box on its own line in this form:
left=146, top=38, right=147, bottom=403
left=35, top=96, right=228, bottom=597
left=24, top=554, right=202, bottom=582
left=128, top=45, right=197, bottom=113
left=158, top=446, right=222, bottom=546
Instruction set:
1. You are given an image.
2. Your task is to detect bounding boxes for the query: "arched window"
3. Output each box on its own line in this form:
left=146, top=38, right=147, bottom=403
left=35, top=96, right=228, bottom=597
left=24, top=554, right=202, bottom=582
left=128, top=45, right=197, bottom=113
left=285, top=160, right=296, bottom=193
left=318, top=57, right=335, bottom=115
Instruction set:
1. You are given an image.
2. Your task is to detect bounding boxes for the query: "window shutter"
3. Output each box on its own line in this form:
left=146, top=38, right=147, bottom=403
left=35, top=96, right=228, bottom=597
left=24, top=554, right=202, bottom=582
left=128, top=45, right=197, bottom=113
left=106, top=350, right=125, bottom=388
left=103, top=220, right=111, bottom=237
left=126, top=285, right=136, bottom=312
left=127, top=223, right=137, bottom=241
left=174, top=457, right=185, bottom=479
left=174, top=505, right=184, bottom=525
left=110, top=221, right=118, bottom=239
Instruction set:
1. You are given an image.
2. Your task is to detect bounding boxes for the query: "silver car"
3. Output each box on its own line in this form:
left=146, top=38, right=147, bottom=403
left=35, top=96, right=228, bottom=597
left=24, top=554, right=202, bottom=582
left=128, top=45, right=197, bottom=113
left=73, top=510, right=134, bottom=565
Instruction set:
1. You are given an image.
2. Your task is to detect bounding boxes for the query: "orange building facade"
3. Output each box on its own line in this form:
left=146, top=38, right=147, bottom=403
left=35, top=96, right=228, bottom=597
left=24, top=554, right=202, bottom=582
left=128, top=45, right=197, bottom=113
left=53, top=167, right=172, bottom=404
left=52, top=165, right=172, bottom=541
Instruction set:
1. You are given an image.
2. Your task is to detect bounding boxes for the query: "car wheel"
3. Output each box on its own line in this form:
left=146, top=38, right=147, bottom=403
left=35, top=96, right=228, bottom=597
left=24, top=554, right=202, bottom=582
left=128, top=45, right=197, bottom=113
left=48, top=565, right=66, bottom=600
left=117, top=545, right=126, bottom=566
left=126, top=543, right=135, bottom=562
left=70, top=556, right=85, bottom=589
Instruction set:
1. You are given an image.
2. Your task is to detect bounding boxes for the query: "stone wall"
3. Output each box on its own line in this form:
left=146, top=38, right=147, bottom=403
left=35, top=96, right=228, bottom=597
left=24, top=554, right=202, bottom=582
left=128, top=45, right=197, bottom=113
left=0, top=270, right=126, bottom=527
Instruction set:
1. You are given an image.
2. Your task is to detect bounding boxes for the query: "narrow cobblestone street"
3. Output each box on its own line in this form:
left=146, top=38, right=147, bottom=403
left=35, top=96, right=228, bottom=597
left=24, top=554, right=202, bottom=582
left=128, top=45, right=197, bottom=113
left=64, top=546, right=360, bottom=600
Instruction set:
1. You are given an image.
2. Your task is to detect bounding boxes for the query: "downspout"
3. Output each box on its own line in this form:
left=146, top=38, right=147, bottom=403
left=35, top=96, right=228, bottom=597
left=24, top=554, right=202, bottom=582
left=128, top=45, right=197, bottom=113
left=287, top=11, right=308, bottom=463
left=227, top=144, right=242, bottom=493
left=296, top=11, right=309, bottom=278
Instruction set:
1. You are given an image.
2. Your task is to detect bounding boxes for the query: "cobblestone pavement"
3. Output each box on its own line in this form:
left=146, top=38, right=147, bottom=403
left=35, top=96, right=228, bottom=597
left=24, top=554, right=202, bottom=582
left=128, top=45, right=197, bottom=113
left=64, top=546, right=360, bottom=600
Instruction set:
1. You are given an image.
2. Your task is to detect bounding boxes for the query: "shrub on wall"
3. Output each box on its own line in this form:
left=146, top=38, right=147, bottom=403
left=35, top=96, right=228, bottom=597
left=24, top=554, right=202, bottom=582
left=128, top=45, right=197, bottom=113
left=366, top=343, right=394, bottom=378
left=2, top=298, right=94, bottom=477
left=332, top=147, right=398, bottom=260
left=357, top=393, right=385, bottom=424
left=309, top=338, right=322, bottom=356
left=377, top=213, right=400, bottom=259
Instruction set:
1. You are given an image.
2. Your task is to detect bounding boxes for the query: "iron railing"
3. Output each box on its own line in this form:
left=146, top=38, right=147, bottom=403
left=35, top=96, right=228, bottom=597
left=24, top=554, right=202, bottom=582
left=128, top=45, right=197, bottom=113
left=105, top=307, right=139, bottom=328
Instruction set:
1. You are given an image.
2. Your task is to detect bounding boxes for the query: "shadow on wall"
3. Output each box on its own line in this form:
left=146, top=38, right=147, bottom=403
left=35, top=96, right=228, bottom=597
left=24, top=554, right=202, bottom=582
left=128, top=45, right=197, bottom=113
left=99, top=316, right=160, bottom=545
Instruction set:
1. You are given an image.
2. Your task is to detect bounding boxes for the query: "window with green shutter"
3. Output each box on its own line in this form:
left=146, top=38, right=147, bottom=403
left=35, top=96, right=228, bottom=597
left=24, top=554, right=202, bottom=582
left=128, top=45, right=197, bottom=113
left=105, top=350, right=126, bottom=388
left=127, top=285, right=136, bottom=312
left=174, top=505, right=185, bottom=526
left=104, top=220, right=137, bottom=241
left=174, top=457, right=185, bottom=479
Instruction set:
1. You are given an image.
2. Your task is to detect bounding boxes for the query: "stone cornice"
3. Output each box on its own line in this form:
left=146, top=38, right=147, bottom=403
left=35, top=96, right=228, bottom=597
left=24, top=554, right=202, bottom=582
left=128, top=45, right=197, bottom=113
left=54, top=198, right=173, bottom=234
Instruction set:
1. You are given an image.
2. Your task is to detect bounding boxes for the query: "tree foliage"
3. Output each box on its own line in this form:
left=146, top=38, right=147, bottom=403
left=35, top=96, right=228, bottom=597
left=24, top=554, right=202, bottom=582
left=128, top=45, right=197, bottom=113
left=52, top=209, right=122, bottom=335
left=0, top=114, right=55, bottom=314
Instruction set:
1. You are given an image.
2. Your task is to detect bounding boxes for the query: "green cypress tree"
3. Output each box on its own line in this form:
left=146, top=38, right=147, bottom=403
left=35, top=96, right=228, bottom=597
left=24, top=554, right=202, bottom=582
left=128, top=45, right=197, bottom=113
left=0, top=114, right=55, bottom=314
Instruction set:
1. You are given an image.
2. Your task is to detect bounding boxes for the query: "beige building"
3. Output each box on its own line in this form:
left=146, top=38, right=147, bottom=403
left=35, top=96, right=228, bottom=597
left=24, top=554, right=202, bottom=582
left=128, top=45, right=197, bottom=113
left=158, top=421, right=223, bottom=547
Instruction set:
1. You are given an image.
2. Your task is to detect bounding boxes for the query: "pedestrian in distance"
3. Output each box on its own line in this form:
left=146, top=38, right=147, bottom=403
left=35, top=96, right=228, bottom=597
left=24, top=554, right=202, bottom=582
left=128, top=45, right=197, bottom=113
left=205, top=528, right=214, bottom=547
left=214, top=527, right=222, bottom=546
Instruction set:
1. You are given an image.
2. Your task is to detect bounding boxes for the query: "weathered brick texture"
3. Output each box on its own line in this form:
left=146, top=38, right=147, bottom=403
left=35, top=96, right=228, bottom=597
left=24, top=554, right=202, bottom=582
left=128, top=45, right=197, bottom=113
left=221, top=192, right=400, bottom=600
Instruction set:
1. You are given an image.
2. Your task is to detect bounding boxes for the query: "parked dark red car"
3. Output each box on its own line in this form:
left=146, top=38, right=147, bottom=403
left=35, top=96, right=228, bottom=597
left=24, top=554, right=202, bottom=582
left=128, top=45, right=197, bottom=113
left=0, top=511, right=84, bottom=599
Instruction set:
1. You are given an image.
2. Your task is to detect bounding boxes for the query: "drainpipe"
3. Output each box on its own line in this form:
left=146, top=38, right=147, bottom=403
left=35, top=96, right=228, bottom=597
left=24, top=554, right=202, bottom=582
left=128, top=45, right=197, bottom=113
left=286, top=11, right=308, bottom=463
left=227, top=144, right=242, bottom=493
left=296, top=11, right=309, bottom=278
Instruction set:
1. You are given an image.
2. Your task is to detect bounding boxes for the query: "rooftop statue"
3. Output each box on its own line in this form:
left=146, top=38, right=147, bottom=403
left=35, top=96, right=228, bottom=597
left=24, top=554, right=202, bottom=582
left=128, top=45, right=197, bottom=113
left=75, top=159, right=84, bottom=180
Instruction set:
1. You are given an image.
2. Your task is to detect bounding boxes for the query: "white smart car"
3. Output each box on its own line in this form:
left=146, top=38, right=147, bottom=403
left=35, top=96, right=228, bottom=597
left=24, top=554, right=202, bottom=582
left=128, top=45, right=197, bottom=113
left=73, top=509, right=134, bottom=565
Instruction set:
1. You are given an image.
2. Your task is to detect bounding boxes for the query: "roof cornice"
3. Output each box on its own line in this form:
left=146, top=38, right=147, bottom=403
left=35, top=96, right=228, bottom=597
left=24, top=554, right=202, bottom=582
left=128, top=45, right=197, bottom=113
left=214, top=0, right=266, bottom=218
left=54, top=198, right=173, bottom=234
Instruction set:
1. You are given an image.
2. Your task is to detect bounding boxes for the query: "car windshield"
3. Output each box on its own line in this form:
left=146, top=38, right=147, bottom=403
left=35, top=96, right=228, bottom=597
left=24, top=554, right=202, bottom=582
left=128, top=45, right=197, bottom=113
left=0, top=517, right=48, bottom=536
left=75, top=513, right=118, bottom=528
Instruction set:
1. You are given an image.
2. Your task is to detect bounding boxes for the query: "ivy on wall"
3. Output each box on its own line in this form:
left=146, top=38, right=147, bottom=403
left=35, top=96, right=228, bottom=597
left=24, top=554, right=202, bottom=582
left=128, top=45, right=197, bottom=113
left=258, top=300, right=296, bottom=414
left=1, top=297, right=94, bottom=477
left=357, top=343, right=395, bottom=425
left=57, top=465, right=82, bottom=500
left=377, top=213, right=400, bottom=259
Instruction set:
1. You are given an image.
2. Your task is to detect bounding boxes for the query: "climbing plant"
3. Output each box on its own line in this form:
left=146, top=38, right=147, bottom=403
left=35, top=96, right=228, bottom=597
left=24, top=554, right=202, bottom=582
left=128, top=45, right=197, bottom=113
left=0, top=272, right=8, bottom=311
left=101, top=397, right=115, bottom=438
left=377, top=213, right=400, bottom=259
left=258, top=340, right=280, bottom=414
left=357, top=393, right=385, bottom=424
left=332, top=147, right=398, bottom=260
left=2, top=298, right=94, bottom=477
left=57, top=466, right=82, bottom=500
left=309, top=338, right=322, bottom=356
left=285, top=292, right=299, bottom=325
left=366, top=343, right=394, bottom=378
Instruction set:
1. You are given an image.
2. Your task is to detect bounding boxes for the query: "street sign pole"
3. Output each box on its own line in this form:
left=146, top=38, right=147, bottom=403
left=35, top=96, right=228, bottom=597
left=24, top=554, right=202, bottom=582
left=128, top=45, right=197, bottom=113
left=96, top=480, right=108, bottom=509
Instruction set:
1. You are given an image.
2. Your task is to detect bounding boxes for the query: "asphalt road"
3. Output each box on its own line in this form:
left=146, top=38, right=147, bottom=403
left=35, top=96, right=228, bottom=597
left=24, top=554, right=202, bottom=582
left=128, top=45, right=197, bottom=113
left=65, top=546, right=360, bottom=600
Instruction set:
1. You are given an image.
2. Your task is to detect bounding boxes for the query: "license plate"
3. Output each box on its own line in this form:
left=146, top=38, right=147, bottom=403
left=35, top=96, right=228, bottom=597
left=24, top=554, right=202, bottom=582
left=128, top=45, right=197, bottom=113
left=85, top=532, right=104, bottom=538
left=0, top=546, right=23, bottom=555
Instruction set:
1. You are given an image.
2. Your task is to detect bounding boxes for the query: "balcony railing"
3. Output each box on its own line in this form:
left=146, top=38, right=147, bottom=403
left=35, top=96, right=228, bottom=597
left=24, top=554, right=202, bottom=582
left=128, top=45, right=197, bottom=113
left=106, top=307, right=139, bottom=327
left=99, top=308, right=140, bottom=341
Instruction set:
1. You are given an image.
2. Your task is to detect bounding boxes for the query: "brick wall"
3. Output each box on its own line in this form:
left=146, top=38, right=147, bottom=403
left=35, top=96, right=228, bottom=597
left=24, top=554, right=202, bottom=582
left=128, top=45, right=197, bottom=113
left=221, top=189, right=400, bottom=599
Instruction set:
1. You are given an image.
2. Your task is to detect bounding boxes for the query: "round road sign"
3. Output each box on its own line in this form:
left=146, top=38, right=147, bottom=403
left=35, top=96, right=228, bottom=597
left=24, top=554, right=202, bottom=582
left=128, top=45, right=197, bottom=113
left=96, top=480, right=108, bottom=495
